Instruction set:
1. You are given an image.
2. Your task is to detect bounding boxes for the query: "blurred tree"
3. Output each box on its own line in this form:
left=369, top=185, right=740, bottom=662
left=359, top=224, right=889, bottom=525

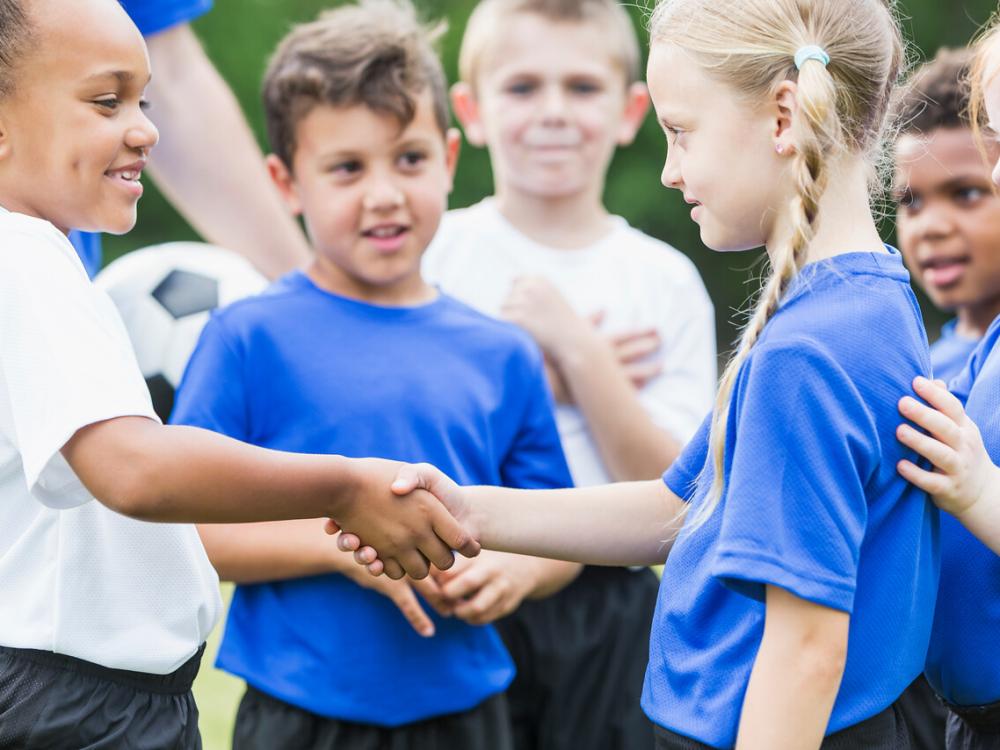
left=107, top=0, right=1000, bottom=356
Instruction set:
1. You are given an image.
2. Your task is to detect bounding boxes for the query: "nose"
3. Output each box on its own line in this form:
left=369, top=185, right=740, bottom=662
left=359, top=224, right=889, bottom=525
left=661, top=146, right=682, bottom=190
left=125, top=107, right=159, bottom=154
left=912, top=199, right=956, bottom=240
left=540, top=84, right=568, bottom=125
left=362, top=169, right=405, bottom=212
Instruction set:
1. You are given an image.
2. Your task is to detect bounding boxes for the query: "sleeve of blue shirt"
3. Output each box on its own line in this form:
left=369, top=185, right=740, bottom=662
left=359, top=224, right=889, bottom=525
left=948, top=316, right=1000, bottom=406
left=710, top=342, right=878, bottom=614
left=499, top=348, right=574, bottom=490
left=169, top=313, right=249, bottom=441
left=663, top=412, right=712, bottom=501
left=121, top=0, right=213, bottom=36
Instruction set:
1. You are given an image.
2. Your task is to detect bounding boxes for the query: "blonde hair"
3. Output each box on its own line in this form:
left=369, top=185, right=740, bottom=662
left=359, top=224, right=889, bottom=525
left=968, top=14, right=1000, bottom=147
left=459, top=0, right=642, bottom=87
left=649, top=0, right=905, bottom=529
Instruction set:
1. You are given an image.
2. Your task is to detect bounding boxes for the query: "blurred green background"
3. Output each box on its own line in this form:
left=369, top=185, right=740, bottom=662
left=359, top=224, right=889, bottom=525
left=116, top=2, right=998, bottom=746
left=109, top=0, right=1000, bottom=356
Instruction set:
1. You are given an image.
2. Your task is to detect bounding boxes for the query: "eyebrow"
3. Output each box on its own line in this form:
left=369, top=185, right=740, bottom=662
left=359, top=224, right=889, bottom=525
left=82, top=70, right=150, bottom=86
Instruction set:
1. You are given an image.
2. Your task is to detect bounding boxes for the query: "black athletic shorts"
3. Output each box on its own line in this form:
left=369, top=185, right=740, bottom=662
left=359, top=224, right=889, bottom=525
left=653, top=701, right=913, bottom=750
left=0, top=643, right=204, bottom=749
left=897, top=674, right=948, bottom=749
left=945, top=695, right=1000, bottom=749
left=494, top=565, right=660, bottom=750
left=232, top=685, right=514, bottom=750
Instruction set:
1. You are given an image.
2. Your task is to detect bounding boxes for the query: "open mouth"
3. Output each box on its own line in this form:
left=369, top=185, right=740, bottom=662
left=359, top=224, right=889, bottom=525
left=363, top=225, right=408, bottom=239
left=920, top=256, right=970, bottom=289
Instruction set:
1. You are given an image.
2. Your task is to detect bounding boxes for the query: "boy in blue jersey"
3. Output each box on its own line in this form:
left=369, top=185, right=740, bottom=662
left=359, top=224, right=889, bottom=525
left=170, top=2, right=578, bottom=748
left=894, top=48, right=1000, bottom=384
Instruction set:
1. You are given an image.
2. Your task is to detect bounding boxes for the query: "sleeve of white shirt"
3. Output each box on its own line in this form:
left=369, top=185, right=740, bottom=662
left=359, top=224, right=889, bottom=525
left=0, top=221, right=158, bottom=509
left=637, top=257, right=718, bottom=445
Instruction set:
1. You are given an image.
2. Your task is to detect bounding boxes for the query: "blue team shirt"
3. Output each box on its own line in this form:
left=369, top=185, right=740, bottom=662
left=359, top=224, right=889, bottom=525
left=69, top=0, right=214, bottom=274
left=931, top=319, right=980, bottom=384
left=925, top=315, right=1000, bottom=707
left=642, top=249, right=940, bottom=748
left=171, top=272, right=573, bottom=726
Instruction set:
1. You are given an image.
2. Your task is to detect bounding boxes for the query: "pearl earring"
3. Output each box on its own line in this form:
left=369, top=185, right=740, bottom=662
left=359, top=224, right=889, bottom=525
left=775, top=144, right=785, bottom=155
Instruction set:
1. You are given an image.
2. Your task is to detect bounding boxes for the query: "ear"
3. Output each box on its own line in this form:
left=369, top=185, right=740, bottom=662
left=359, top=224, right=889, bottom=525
left=444, top=127, right=462, bottom=194
left=451, top=82, right=487, bottom=147
left=265, top=153, right=303, bottom=216
left=0, top=112, right=11, bottom=162
left=772, top=80, right=798, bottom=156
left=617, top=82, right=651, bottom=146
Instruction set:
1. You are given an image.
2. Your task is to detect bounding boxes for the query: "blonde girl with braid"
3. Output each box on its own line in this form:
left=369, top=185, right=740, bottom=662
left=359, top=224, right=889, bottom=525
left=339, top=0, right=940, bottom=747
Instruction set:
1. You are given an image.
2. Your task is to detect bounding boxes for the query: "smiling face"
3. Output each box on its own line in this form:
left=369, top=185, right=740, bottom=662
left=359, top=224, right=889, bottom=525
left=458, top=12, right=644, bottom=202
left=895, top=127, right=1000, bottom=317
left=0, top=0, right=157, bottom=235
left=269, top=92, right=459, bottom=305
left=645, top=42, right=787, bottom=253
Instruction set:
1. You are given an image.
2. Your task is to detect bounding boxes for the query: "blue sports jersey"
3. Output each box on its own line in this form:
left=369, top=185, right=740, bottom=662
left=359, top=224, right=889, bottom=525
left=931, top=319, right=979, bottom=384
left=925, top=315, right=1000, bottom=707
left=171, top=272, right=573, bottom=726
left=69, top=1, right=214, bottom=272
left=642, top=248, right=940, bottom=748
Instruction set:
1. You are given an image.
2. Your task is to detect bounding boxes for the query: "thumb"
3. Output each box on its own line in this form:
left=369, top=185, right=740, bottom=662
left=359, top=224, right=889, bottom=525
left=391, top=463, right=428, bottom=496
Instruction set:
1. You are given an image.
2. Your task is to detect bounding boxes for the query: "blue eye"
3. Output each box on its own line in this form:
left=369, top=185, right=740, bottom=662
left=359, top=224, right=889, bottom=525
left=896, top=190, right=921, bottom=212
left=569, top=80, right=601, bottom=95
left=507, top=81, right=536, bottom=96
left=955, top=186, right=987, bottom=204
left=94, top=97, right=120, bottom=110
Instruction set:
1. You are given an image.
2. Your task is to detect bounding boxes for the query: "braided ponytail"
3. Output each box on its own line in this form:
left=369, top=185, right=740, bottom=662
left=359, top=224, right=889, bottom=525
left=650, top=0, right=904, bottom=529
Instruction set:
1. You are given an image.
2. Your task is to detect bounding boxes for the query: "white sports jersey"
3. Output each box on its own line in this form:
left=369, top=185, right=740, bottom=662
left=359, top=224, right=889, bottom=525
left=0, top=207, right=220, bottom=674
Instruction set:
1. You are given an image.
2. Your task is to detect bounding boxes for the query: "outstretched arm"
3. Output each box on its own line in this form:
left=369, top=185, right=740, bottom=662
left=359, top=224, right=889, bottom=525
left=144, top=24, right=311, bottom=279
left=62, top=416, right=478, bottom=578
left=897, top=376, right=1000, bottom=554
left=337, top=466, right=686, bottom=574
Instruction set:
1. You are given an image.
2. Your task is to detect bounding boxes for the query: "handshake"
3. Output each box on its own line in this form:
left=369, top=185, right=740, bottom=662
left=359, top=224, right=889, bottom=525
left=325, top=458, right=479, bottom=581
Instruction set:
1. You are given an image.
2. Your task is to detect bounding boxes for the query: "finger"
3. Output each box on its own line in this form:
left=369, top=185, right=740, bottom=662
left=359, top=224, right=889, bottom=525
left=366, top=559, right=385, bottom=577
left=897, top=459, right=950, bottom=497
left=430, top=504, right=480, bottom=559
left=398, top=549, right=431, bottom=581
left=898, top=396, right=962, bottom=446
left=912, top=376, right=966, bottom=423
left=454, top=582, right=505, bottom=625
left=614, top=332, right=661, bottom=362
left=391, top=464, right=424, bottom=496
left=416, top=530, right=458, bottom=573
left=896, top=424, right=959, bottom=473
left=610, top=327, right=659, bottom=347
left=410, top=577, right=456, bottom=617
left=623, top=361, right=663, bottom=388
left=389, top=584, right=436, bottom=637
left=440, top=565, right=490, bottom=601
left=337, top=533, right=361, bottom=552
left=382, top=558, right=405, bottom=580
left=324, top=519, right=341, bottom=536
left=588, top=310, right=606, bottom=328
left=352, top=546, right=378, bottom=564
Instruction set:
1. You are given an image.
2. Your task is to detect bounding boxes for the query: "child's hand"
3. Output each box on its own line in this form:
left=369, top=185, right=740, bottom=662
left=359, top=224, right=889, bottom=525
left=609, top=327, right=663, bottom=389
left=329, top=462, right=479, bottom=579
left=328, top=458, right=479, bottom=580
left=897, top=376, right=992, bottom=517
left=429, top=550, right=538, bottom=626
left=502, top=276, right=590, bottom=359
left=340, top=553, right=446, bottom=637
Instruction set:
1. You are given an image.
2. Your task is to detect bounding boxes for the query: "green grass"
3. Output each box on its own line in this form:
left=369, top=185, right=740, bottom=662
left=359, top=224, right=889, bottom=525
left=193, top=584, right=243, bottom=750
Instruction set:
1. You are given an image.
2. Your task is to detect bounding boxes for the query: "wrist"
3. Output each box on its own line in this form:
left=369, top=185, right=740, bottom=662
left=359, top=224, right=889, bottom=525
left=551, top=324, right=604, bottom=373
left=325, top=454, right=364, bottom=519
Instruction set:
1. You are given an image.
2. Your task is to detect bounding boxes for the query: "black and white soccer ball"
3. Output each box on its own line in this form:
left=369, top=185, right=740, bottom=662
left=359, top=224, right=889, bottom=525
left=96, top=242, right=268, bottom=422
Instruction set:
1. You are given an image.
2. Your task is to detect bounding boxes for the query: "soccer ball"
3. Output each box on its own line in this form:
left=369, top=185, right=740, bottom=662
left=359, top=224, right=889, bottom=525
left=96, top=242, right=268, bottom=422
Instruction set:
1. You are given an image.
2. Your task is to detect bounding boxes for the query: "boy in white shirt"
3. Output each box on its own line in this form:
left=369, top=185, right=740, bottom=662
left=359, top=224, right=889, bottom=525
left=423, top=1, right=716, bottom=748
left=0, top=1, right=474, bottom=746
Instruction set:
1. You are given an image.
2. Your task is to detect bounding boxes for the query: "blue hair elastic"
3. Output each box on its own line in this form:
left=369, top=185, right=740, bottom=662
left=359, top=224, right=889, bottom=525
left=794, top=45, right=831, bottom=70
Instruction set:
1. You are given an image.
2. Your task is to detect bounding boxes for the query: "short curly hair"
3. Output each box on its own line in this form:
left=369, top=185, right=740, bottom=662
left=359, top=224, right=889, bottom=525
left=262, top=0, right=449, bottom=169
left=0, top=0, right=34, bottom=98
left=894, top=47, right=973, bottom=135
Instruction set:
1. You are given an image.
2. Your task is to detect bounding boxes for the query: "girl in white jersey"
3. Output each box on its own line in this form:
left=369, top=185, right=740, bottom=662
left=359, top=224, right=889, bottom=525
left=0, top=0, right=475, bottom=746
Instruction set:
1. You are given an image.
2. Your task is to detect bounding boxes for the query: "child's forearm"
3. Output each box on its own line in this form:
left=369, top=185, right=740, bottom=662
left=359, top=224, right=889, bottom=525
left=554, top=328, right=681, bottom=480
left=198, top=520, right=347, bottom=584
left=736, top=586, right=848, bottom=750
left=467, top=479, right=685, bottom=566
